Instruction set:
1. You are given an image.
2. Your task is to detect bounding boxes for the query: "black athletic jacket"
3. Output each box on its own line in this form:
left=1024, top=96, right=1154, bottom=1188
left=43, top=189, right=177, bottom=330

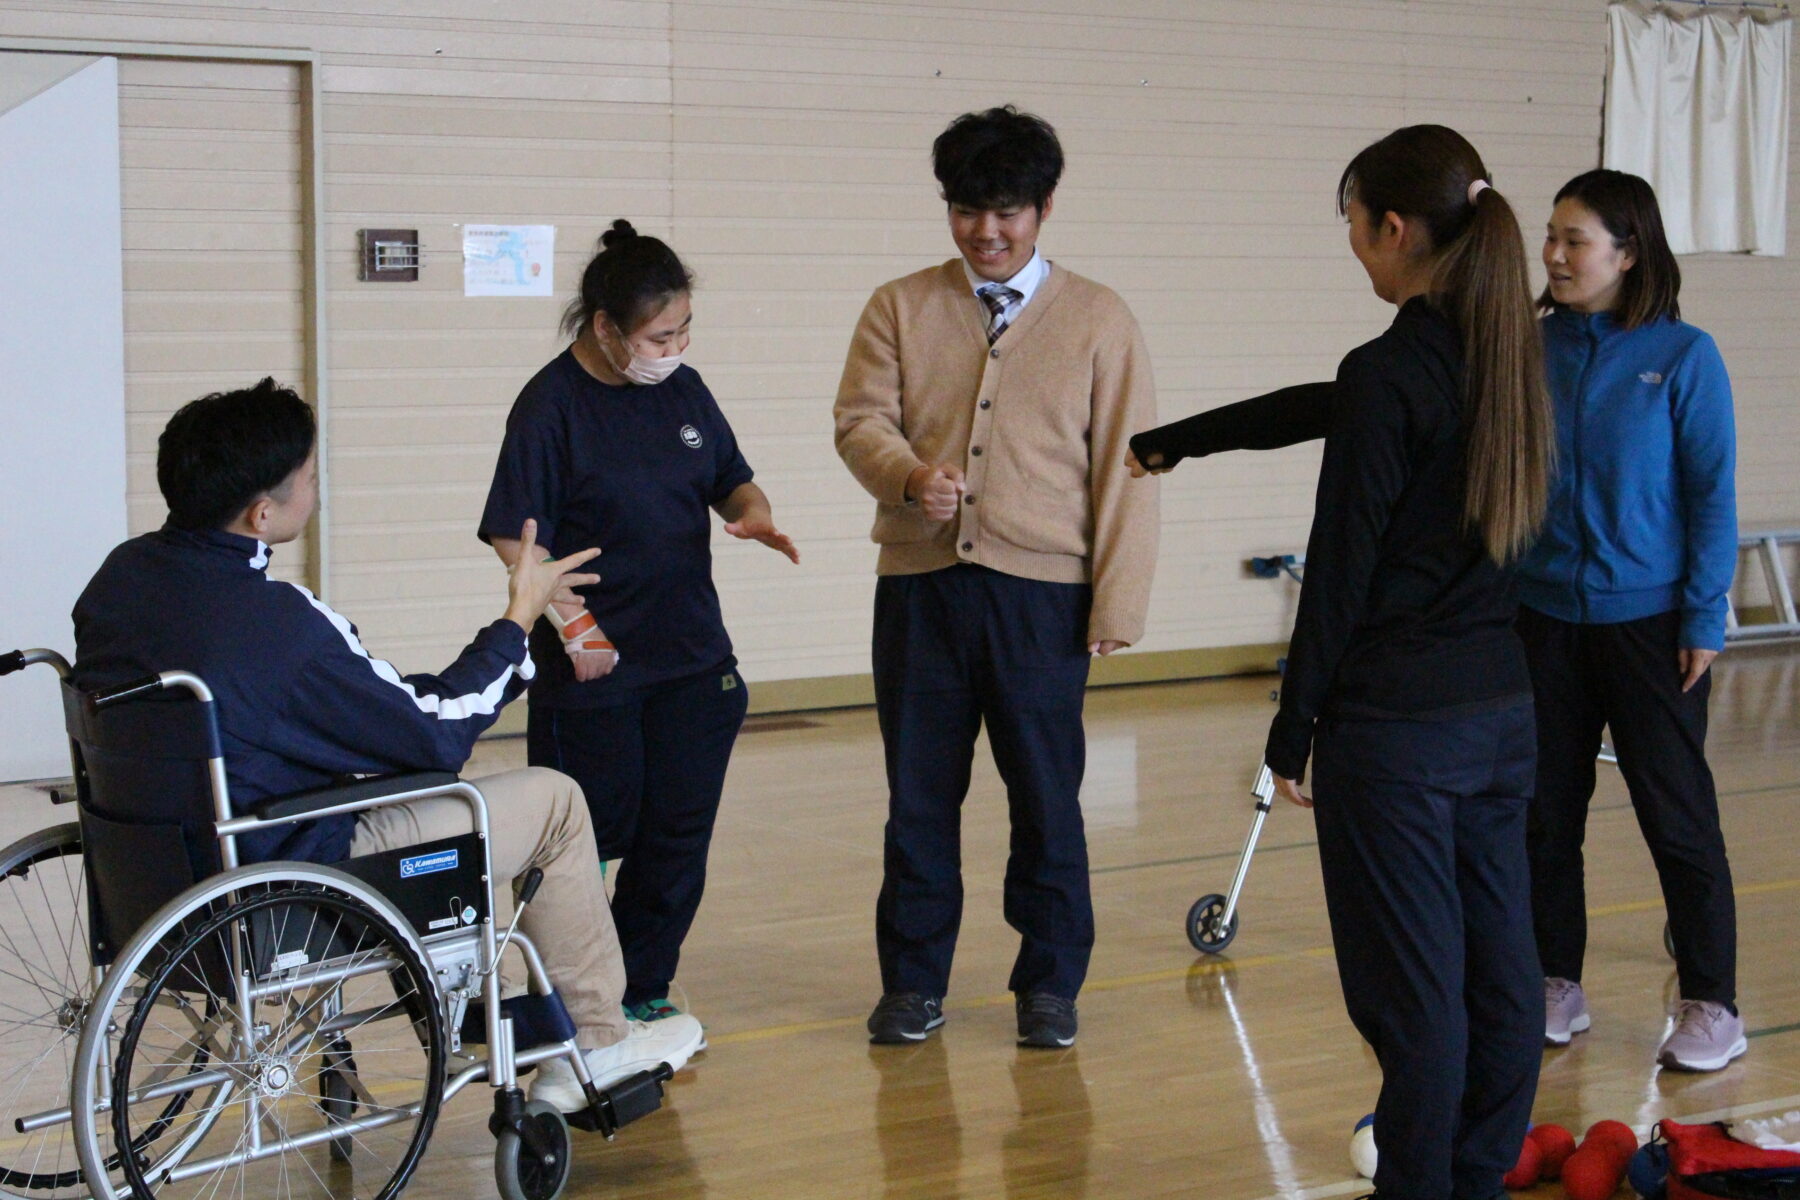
left=1131, top=298, right=1531, bottom=780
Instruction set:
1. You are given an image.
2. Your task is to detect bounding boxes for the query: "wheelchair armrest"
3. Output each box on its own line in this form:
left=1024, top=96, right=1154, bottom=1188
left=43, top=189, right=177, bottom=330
left=249, top=771, right=462, bottom=821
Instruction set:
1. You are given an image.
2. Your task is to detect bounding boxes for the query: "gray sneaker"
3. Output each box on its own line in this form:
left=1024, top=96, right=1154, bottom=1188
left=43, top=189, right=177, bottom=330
left=867, top=992, right=945, bottom=1044
left=1658, top=1000, right=1746, bottom=1072
left=1545, top=976, right=1591, bottom=1046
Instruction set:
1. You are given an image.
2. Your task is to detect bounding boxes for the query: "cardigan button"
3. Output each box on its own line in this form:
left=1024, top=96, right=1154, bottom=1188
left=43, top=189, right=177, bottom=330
left=979, top=399, right=991, bottom=409
left=990, top=348, right=1000, bottom=359
left=961, top=541, right=973, bottom=551
left=970, top=446, right=982, bottom=456
left=965, top=493, right=977, bottom=505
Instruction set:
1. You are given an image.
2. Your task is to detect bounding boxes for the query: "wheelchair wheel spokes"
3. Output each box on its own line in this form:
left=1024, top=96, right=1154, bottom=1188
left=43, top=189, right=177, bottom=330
left=111, top=884, right=444, bottom=1200
left=0, top=824, right=92, bottom=1199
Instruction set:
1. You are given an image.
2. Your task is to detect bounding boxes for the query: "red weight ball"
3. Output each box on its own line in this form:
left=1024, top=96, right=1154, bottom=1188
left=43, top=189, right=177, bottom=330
left=1562, top=1143, right=1629, bottom=1200
left=1527, top=1123, right=1578, bottom=1180
left=1584, top=1119, right=1638, bottom=1163
left=1502, top=1136, right=1542, bottom=1190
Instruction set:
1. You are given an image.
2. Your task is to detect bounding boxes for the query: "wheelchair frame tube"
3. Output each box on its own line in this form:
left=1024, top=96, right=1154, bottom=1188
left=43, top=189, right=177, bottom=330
left=245, top=954, right=406, bottom=1002
left=19, top=1068, right=237, bottom=1132
left=443, top=1039, right=585, bottom=1105
left=151, top=670, right=242, bottom=871
left=163, top=1104, right=426, bottom=1184
left=12, top=647, right=72, bottom=678
left=440, top=928, right=588, bottom=1102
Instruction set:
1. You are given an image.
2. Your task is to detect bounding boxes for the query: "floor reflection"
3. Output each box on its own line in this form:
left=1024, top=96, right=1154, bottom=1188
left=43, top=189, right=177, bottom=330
left=1188, top=958, right=1307, bottom=1197
left=566, top=1101, right=706, bottom=1198
left=1002, top=1051, right=1092, bottom=1198
left=874, top=1039, right=964, bottom=1200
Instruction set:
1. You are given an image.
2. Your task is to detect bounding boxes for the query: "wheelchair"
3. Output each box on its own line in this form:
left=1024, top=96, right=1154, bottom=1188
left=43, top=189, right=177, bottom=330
left=0, top=647, right=669, bottom=1200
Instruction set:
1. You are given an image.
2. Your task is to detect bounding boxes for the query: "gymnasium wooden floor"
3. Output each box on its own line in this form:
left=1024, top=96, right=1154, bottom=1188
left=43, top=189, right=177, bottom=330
left=2, top=644, right=1793, bottom=1198
left=440, top=643, right=1800, bottom=1199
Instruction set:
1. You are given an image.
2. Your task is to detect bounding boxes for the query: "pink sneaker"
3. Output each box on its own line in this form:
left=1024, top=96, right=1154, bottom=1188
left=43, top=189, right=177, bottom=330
left=1545, top=977, right=1590, bottom=1046
left=1658, top=1000, right=1746, bottom=1072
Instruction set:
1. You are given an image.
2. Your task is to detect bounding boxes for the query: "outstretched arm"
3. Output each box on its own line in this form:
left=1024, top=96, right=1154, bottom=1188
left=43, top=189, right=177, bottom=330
left=715, top=481, right=800, bottom=564
left=269, top=519, right=600, bottom=775
left=1127, top=381, right=1335, bottom=475
left=491, top=528, right=616, bottom=681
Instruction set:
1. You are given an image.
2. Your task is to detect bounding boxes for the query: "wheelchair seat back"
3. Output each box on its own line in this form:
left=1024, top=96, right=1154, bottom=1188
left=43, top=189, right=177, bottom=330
left=61, top=680, right=224, bottom=968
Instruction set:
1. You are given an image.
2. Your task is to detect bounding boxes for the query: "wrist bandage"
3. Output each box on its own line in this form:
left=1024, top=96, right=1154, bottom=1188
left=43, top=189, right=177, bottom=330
left=547, top=607, right=617, bottom=657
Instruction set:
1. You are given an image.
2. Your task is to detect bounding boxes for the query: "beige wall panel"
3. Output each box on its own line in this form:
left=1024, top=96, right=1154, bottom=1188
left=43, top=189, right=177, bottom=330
left=5, top=0, right=1795, bottom=687
left=321, top=64, right=668, bottom=105
left=104, top=55, right=309, bottom=584
left=327, top=98, right=672, bottom=142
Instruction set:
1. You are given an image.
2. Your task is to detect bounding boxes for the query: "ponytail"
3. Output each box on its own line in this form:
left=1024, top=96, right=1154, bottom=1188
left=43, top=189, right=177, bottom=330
left=1338, top=125, right=1552, bottom=564
left=1433, top=185, right=1554, bottom=563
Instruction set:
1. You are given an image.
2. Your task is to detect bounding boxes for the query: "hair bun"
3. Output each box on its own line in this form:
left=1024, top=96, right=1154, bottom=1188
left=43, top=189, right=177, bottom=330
left=599, top=218, right=638, bottom=250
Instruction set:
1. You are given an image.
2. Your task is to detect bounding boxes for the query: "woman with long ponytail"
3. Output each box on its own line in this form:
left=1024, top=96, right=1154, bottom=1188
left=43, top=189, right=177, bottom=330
left=1126, top=125, right=1551, bottom=1198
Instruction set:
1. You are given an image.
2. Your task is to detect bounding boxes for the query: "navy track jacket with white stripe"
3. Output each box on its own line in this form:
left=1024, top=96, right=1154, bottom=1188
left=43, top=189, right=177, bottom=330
left=72, top=526, right=534, bottom=864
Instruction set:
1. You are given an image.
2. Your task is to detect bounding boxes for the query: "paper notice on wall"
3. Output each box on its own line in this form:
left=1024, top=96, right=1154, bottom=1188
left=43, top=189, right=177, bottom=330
left=462, top=224, right=554, bottom=297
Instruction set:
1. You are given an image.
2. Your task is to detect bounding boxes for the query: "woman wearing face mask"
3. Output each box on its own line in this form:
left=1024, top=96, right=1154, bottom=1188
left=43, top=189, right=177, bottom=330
left=1128, top=126, right=1553, bottom=1199
left=481, top=219, right=799, bottom=1028
left=1527, top=170, right=1743, bottom=1072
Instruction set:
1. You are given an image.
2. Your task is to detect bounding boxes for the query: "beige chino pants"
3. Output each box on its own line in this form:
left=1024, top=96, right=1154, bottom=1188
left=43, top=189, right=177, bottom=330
left=348, top=766, right=628, bottom=1050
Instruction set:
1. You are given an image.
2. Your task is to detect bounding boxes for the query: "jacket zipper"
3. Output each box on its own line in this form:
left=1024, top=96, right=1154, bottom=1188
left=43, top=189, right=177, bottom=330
left=1570, top=322, right=1598, bottom=623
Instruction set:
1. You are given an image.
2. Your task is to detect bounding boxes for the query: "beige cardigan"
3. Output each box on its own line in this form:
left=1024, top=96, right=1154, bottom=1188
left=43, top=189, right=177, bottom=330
left=833, top=260, right=1160, bottom=645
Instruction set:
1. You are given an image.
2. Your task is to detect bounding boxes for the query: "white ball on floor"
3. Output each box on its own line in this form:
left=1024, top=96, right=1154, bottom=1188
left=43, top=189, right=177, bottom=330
left=1349, top=1114, right=1377, bottom=1179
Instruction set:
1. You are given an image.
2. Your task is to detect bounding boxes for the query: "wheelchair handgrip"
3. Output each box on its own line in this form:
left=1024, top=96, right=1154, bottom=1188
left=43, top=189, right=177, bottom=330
left=0, top=650, right=23, bottom=677
left=90, top=673, right=168, bottom=710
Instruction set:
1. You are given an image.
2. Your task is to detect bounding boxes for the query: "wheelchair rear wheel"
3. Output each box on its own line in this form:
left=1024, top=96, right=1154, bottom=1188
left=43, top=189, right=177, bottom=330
left=2, top=826, right=231, bottom=1200
left=0, top=824, right=90, bottom=1199
left=77, top=869, right=446, bottom=1200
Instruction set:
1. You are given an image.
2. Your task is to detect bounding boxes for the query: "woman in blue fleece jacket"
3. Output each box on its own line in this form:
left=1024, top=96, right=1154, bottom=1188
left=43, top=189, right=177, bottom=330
left=1524, top=169, right=1743, bottom=1072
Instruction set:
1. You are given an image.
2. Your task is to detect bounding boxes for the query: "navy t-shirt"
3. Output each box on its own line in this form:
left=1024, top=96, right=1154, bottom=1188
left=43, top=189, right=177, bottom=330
left=479, top=350, right=754, bottom=707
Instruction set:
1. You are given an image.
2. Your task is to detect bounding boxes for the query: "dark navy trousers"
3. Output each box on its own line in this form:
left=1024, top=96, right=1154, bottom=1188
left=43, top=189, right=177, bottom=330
left=872, top=564, right=1093, bottom=1002
left=527, top=663, right=748, bottom=1008
left=1311, top=703, right=1542, bottom=1200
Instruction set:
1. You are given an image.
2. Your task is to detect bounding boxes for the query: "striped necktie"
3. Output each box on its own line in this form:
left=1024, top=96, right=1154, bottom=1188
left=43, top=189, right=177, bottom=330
left=979, top=284, right=1022, bottom=344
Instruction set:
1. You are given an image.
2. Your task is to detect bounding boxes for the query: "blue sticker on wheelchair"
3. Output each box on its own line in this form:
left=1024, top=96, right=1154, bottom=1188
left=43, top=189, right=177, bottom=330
left=399, top=848, right=458, bottom=878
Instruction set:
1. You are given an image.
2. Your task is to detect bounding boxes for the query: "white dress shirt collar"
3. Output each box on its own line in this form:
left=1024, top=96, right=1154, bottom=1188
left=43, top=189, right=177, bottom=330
left=962, top=249, right=1048, bottom=311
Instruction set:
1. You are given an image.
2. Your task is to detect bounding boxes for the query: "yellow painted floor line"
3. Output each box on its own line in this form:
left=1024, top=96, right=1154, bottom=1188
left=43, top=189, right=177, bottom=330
left=1589, top=874, right=1800, bottom=917
left=712, top=877, right=1800, bottom=1047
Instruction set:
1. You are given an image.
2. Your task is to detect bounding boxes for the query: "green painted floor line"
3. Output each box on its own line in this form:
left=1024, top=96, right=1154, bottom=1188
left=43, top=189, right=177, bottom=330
left=1091, top=839, right=1316, bottom=875
left=1748, top=1020, right=1800, bottom=1040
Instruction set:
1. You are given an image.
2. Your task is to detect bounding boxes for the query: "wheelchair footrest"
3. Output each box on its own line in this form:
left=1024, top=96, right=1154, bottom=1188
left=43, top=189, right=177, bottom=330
left=461, top=991, right=578, bottom=1051
left=566, top=1066, right=669, bottom=1136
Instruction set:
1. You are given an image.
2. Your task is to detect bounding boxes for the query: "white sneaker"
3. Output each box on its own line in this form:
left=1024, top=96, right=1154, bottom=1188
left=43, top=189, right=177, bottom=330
left=529, top=1014, right=705, bottom=1113
left=1545, top=977, right=1591, bottom=1046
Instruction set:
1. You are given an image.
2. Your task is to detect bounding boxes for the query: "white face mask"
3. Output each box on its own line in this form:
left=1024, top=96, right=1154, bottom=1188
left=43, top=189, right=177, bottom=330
left=600, top=329, right=682, bottom=386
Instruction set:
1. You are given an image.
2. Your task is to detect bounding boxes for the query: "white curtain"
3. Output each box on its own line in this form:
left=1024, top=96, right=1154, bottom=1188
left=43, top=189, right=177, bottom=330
left=1605, top=1, right=1791, bottom=256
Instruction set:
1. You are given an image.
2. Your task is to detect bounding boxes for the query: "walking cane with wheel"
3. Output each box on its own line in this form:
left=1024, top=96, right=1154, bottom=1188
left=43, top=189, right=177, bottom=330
left=1186, top=762, right=1278, bottom=955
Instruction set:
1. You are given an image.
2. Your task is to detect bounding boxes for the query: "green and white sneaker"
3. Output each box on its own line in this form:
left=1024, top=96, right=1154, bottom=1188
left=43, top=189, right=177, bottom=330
left=625, top=998, right=705, bottom=1050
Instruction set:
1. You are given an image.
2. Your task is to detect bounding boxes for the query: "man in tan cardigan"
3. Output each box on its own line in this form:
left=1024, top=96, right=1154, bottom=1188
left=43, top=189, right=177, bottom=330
left=834, top=106, right=1159, bottom=1049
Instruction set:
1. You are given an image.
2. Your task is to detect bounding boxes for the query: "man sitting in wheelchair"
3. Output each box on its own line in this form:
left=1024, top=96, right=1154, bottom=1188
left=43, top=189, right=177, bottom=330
left=72, top=376, right=704, bottom=1114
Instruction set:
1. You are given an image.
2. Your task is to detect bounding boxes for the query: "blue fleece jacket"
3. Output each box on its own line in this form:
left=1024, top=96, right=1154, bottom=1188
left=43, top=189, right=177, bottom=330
left=1518, top=309, right=1737, bottom=650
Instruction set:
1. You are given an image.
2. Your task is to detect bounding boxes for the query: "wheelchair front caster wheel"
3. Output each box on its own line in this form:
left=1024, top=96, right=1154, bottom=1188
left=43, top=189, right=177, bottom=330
left=1187, top=893, right=1239, bottom=955
left=495, top=1099, right=572, bottom=1200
